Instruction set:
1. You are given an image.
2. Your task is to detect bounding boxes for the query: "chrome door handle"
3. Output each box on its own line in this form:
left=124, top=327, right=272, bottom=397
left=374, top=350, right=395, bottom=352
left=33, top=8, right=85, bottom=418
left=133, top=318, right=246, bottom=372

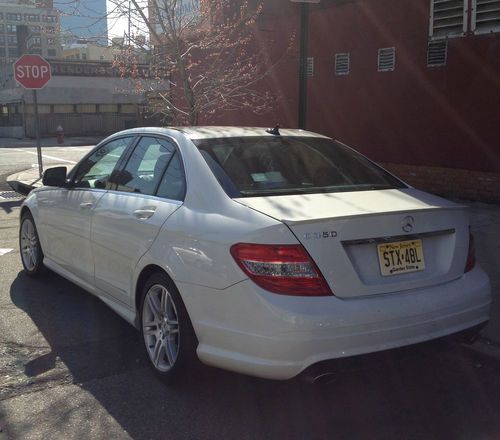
left=79, top=202, right=93, bottom=209
left=133, top=207, right=156, bottom=219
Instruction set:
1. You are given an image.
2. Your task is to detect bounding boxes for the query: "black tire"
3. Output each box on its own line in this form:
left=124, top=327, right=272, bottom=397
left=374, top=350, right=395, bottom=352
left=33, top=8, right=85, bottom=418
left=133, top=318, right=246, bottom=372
left=140, top=272, right=198, bottom=382
left=19, top=211, right=45, bottom=277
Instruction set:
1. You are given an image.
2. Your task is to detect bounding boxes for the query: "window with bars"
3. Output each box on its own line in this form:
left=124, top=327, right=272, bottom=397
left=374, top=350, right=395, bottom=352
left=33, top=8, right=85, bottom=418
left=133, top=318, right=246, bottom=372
left=472, top=0, right=500, bottom=34
left=335, top=53, right=350, bottom=75
left=377, top=47, right=396, bottom=72
left=429, top=0, right=466, bottom=39
left=427, top=40, right=448, bottom=66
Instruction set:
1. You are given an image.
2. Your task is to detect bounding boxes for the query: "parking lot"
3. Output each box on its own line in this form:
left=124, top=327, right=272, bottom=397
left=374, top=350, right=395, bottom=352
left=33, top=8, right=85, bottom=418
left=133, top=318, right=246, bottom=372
left=1, top=143, right=500, bottom=439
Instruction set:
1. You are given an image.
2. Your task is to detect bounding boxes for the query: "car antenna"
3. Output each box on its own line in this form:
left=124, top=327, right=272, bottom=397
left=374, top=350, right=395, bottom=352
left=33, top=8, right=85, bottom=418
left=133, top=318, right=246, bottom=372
left=266, top=124, right=281, bottom=136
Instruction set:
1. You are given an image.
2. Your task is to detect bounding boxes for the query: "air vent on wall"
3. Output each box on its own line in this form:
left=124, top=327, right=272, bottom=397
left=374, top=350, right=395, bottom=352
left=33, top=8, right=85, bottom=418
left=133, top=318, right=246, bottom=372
left=430, top=0, right=466, bottom=38
left=427, top=40, right=448, bottom=66
left=378, top=47, right=395, bottom=72
left=306, top=57, right=314, bottom=77
left=473, top=0, right=500, bottom=34
left=335, top=53, right=350, bottom=75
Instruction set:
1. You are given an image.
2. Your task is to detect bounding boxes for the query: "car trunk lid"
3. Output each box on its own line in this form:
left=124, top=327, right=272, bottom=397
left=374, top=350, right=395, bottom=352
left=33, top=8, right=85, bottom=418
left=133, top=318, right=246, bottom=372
left=235, top=188, right=469, bottom=298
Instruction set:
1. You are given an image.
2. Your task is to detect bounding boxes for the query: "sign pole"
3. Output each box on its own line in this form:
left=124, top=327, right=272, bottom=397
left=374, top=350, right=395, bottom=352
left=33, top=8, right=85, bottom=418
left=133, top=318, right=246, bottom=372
left=33, top=89, right=43, bottom=177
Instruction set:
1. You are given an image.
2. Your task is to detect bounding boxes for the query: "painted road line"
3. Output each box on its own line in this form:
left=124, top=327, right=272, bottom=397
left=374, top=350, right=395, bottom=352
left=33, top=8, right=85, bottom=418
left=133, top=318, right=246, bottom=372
left=0, top=248, right=14, bottom=256
left=12, top=148, right=77, bottom=164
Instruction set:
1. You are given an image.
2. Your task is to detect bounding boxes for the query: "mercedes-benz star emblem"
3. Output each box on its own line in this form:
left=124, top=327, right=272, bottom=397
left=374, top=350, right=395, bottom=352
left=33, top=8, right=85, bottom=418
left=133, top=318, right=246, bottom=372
left=402, top=216, right=415, bottom=233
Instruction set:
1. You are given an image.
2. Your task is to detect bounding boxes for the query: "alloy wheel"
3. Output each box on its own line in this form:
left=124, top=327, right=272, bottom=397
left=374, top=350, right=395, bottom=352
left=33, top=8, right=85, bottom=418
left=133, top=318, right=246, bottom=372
left=142, top=284, right=180, bottom=372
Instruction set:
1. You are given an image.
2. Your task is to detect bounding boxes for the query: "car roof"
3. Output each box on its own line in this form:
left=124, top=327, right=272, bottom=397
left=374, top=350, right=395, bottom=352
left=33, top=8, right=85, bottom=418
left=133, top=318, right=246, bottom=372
left=113, top=126, right=331, bottom=141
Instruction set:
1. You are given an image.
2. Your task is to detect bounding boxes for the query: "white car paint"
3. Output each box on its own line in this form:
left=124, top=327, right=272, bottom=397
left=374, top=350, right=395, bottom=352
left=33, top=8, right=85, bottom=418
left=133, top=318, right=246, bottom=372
left=21, top=127, right=492, bottom=380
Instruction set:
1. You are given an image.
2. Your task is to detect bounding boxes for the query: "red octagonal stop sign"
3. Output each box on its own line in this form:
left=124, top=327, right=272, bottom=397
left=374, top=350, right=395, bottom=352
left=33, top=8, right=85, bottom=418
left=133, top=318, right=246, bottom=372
left=14, top=55, right=52, bottom=89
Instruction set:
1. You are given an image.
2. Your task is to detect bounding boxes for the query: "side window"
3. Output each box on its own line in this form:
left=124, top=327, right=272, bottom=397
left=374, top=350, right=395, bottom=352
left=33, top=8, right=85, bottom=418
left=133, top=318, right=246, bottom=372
left=116, top=136, right=175, bottom=195
left=73, top=137, right=131, bottom=189
left=157, top=152, right=186, bottom=201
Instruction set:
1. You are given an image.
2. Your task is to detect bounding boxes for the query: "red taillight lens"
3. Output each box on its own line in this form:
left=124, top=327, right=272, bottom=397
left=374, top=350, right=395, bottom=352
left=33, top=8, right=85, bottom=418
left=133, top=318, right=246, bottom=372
left=465, top=230, right=476, bottom=273
left=230, top=243, right=333, bottom=296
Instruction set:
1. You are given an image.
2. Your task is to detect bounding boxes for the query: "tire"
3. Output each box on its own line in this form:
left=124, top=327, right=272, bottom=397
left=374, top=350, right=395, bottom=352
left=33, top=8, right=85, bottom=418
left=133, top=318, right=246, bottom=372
left=19, top=211, right=45, bottom=277
left=140, top=272, right=197, bottom=381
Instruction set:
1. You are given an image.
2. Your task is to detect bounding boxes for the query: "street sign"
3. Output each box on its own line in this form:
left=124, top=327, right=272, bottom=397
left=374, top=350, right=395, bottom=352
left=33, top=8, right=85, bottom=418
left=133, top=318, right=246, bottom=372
left=13, top=55, right=52, bottom=89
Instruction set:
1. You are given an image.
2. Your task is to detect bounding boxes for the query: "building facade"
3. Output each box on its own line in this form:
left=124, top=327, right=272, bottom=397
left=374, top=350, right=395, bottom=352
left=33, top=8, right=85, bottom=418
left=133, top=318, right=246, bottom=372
left=206, top=0, right=500, bottom=202
left=0, top=60, right=166, bottom=138
left=0, top=1, right=61, bottom=64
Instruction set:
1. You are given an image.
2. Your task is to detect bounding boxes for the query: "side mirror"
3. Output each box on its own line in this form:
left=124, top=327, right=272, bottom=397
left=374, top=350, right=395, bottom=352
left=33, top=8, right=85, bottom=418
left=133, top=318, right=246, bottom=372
left=42, top=167, right=67, bottom=187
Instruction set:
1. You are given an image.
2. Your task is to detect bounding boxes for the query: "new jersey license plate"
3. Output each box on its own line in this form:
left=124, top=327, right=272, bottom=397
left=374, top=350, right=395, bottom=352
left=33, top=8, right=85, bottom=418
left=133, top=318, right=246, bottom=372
left=377, top=239, right=425, bottom=276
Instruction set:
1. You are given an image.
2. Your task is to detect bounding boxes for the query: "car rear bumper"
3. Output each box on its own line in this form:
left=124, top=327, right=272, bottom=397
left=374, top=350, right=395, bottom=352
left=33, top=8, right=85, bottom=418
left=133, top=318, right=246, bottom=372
left=178, top=266, right=491, bottom=380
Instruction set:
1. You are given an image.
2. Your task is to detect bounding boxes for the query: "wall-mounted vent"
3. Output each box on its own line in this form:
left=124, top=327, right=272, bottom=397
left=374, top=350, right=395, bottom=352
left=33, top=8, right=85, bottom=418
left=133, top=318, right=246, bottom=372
left=377, top=47, right=395, bottom=72
left=472, top=0, right=500, bottom=34
left=427, top=40, right=448, bottom=66
left=430, top=0, right=466, bottom=39
left=306, top=57, right=314, bottom=77
left=335, top=53, right=350, bottom=75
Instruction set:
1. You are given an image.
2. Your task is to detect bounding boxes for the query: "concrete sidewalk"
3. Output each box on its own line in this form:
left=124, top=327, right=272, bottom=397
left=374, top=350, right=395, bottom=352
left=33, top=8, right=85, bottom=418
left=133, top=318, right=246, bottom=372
left=6, top=166, right=500, bottom=354
left=0, top=136, right=103, bottom=148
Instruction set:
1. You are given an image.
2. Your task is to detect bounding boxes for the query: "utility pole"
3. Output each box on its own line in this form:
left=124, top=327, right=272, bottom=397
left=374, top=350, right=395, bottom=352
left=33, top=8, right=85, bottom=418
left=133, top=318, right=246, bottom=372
left=291, top=0, right=319, bottom=130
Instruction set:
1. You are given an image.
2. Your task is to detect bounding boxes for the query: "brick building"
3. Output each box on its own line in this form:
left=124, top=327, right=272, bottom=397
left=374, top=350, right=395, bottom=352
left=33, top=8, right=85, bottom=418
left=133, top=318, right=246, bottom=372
left=207, top=0, right=500, bottom=202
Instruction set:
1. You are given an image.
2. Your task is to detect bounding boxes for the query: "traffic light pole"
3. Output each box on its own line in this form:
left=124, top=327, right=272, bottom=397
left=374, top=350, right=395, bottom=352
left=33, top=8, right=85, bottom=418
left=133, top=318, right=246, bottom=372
left=33, top=89, right=43, bottom=177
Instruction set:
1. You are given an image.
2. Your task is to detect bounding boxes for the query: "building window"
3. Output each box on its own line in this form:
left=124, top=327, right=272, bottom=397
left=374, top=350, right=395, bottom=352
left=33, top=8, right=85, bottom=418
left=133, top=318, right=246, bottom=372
left=378, top=47, right=396, bottom=72
left=76, top=104, right=97, bottom=113
left=7, top=36, right=17, bottom=45
left=82, top=53, right=87, bottom=60
left=8, top=48, right=18, bottom=57
left=31, top=36, right=41, bottom=45
left=45, top=26, right=56, bottom=35
left=427, top=40, right=448, bottom=66
left=472, top=0, right=500, bottom=34
left=7, top=25, right=17, bottom=33
left=24, top=14, right=40, bottom=22
left=6, top=13, right=22, bottom=21
left=0, top=36, right=4, bottom=44
left=47, top=37, right=55, bottom=45
left=334, top=53, right=350, bottom=75
left=47, top=49, right=56, bottom=57
left=429, top=0, right=466, bottom=39
left=42, top=15, right=58, bottom=23
left=0, top=24, right=3, bottom=32
left=306, top=57, right=314, bottom=77
left=31, top=25, right=41, bottom=33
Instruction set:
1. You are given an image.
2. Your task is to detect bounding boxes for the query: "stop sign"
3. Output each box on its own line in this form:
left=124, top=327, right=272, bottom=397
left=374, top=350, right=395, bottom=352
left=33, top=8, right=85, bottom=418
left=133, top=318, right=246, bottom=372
left=14, top=55, right=52, bottom=89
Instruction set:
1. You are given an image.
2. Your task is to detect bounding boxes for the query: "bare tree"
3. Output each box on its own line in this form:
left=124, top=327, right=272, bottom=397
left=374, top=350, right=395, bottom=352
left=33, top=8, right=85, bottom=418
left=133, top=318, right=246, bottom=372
left=110, top=0, right=292, bottom=125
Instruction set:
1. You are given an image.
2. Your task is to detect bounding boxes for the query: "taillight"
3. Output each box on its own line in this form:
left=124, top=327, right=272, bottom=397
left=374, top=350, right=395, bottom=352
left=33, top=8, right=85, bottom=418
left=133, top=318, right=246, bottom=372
left=465, top=229, right=476, bottom=273
left=230, top=243, right=333, bottom=296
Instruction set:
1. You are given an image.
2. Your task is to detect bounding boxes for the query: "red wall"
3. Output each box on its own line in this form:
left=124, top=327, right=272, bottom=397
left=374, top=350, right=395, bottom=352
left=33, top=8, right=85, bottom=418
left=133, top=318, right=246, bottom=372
left=208, top=0, right=500, bottom=173
left=307, top=0, right=500, bottom=172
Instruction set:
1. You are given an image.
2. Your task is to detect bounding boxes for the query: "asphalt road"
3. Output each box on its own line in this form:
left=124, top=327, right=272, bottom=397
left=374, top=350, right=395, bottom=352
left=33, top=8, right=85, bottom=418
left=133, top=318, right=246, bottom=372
left=1, top=146, right=500, bottom=439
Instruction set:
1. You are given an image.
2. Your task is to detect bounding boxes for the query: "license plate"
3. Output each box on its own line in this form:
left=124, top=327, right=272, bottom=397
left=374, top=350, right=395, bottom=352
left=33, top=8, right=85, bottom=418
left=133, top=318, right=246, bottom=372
left=377, top=239, right=425, bottom=276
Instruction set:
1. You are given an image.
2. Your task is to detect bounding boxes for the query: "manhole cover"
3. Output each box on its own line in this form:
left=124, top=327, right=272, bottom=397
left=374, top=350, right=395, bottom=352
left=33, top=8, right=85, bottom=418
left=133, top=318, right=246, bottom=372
left=0, top=191, right=24, bottom=200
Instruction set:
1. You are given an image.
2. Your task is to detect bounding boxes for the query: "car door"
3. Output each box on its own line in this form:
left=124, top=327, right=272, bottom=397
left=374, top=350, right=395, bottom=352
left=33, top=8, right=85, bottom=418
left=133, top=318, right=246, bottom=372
left=36, top=136, right=134, bottom=284
left=90, top=135, right=186, bottom=306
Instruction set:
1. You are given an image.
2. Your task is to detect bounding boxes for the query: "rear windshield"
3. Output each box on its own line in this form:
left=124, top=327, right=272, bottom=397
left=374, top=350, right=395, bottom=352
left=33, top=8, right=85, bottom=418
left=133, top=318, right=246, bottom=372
left=195, top=136, right=406, bottom=198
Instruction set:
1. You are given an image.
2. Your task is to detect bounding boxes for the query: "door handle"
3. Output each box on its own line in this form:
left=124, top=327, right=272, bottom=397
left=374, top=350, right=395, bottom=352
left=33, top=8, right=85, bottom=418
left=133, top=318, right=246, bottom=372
left=133, top=207, right=156, bottom=219
left=79, top=202, right=93, bottom=209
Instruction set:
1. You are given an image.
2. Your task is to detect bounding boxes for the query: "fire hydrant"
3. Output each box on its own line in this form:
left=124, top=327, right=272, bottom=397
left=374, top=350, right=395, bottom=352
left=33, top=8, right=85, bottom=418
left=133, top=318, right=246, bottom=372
left=56, top=125, right=64, bottom=144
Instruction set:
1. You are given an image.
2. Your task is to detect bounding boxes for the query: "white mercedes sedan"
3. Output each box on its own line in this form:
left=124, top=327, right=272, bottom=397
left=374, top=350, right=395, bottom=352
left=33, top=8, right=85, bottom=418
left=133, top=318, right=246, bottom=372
left=19, top=127, right=491, bottom=381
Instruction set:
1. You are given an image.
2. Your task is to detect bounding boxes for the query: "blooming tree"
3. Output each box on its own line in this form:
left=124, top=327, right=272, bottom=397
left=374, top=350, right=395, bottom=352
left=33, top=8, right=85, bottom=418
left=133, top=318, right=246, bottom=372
left=110, top=0, right=291, bottom=125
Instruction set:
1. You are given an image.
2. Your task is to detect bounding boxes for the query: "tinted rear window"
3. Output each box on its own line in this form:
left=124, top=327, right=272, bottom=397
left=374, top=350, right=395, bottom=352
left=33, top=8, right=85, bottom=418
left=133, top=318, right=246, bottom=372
left=195, top=137, right=406, bottom=197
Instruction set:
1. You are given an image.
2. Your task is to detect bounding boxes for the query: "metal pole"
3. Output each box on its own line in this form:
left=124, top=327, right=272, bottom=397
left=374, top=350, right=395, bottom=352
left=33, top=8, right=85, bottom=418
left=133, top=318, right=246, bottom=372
left=33, top=89, right=43, bottom=177
left=298, top=3, right=309, bottom=130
